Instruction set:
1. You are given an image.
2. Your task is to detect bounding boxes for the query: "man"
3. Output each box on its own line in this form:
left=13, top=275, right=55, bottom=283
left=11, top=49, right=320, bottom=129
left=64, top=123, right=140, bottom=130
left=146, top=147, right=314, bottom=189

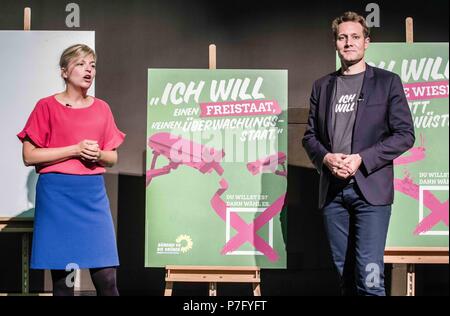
left=302, top=11, right=415, bottom=296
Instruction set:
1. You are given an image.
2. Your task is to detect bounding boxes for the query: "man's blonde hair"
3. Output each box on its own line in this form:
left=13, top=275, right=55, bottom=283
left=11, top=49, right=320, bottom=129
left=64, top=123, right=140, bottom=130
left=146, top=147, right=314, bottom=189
left=332, top=11, right=370, bottom=40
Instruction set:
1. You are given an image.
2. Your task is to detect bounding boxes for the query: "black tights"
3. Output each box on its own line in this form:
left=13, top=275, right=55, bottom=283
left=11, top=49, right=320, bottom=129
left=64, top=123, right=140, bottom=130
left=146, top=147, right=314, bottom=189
left=51, top=267, right=119, bottom=296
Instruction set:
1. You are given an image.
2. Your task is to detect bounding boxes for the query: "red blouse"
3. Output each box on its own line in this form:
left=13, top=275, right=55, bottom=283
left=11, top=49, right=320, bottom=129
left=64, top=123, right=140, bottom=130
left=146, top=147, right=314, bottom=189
left=17, top=95, right=125, bottom=175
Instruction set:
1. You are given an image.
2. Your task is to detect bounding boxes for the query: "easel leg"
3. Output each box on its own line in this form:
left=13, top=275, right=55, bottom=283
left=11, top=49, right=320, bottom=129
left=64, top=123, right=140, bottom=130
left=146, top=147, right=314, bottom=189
left=22, top=233, right=30, bottom=294
left=390, top=263, right=407, bottom=296
left=164, top=281, right=173, bottom=296
left=407, top=264, right=415, bottom=296
left=209, top=282, right=217, bottom=296
left=253, top=283, right=261, bottom=296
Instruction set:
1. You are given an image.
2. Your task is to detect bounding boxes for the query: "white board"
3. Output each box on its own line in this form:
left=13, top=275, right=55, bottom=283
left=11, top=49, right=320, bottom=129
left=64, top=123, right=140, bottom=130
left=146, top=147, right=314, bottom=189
left=0, top=31, right=95, bottom=219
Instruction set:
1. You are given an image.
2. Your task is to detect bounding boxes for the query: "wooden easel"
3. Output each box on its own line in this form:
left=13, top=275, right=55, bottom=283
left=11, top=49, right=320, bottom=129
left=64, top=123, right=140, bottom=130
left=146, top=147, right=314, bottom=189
left=163, top=45, right=262, bottom=296
left=385, top=247, right=449, bottom=296
left=385, top=17, right=450, bottom=297
left=164, top=265, right=261, bottom=296
left=0, top=7, right=51, bottom=297
left=0, top=217, right=33, bottom=296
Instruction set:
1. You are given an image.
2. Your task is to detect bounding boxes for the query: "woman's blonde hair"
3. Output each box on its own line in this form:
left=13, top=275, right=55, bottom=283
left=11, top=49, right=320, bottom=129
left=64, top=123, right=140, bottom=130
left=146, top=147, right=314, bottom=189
left=59, top=44, right=96, bottom=80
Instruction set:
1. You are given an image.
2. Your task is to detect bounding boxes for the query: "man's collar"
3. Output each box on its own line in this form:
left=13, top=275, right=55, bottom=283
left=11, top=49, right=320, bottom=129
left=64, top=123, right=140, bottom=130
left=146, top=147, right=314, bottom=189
left=334, top=63, right=374, bottom=78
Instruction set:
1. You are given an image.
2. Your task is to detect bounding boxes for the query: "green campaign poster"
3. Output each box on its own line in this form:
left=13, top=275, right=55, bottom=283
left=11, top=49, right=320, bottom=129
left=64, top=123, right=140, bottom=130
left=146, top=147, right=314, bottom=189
left=344, top=43, right=449, bottom=248
left=145, top=69, right=288, bottom=267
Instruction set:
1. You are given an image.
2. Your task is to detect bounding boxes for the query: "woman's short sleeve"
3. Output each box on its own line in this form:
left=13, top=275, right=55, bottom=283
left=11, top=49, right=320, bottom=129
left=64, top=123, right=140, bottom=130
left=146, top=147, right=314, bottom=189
left=103, top=104, right=125, bottom=151
left=17, top=100, right=51, bottom=147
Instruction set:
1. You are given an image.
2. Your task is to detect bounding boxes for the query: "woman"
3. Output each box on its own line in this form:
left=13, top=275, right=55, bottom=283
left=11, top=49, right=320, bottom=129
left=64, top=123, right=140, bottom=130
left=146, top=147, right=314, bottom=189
left=17, top=44, right=125, bottom=296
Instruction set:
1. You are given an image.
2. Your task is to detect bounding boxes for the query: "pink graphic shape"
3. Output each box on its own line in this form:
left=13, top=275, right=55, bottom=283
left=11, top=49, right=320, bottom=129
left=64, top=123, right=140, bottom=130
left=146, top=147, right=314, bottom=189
left=403, top=80, right=449, bottom=101
left=247, top=152, right=287, bottom=177
left=394, top=175, right=449, bottom=235
left=200, top=100, right=282, bottom=118
left=146, top=132, right=225, bottom=185
left=393, top=134, right=448, bottom=234
left=394, top=147, right=426, bottom=165
left=220, top=194, right=286, bottom=257
left=394, top=134, right=426, bottom=166
left=210, top=179, right=281, bottom=262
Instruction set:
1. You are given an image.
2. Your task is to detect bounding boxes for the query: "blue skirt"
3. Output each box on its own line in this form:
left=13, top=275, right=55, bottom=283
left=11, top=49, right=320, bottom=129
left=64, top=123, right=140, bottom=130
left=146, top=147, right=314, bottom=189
left=31, top=173, right=119, bottom=269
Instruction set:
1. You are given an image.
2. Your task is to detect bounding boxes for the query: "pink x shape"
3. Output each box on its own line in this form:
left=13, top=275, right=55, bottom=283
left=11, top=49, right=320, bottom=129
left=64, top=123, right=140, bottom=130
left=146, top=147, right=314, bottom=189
left=211, top=179, right=285, bottom=262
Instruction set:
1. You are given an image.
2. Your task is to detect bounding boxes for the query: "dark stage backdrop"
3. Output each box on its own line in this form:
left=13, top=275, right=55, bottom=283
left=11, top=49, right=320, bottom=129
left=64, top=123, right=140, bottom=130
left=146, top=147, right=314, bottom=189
left=0, top=0, right=448, bottom=295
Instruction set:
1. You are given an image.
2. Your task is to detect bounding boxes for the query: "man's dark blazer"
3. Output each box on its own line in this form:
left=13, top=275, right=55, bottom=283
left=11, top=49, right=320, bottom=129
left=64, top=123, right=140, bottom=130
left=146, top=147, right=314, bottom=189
left=302, top=64, right=415, bottom=209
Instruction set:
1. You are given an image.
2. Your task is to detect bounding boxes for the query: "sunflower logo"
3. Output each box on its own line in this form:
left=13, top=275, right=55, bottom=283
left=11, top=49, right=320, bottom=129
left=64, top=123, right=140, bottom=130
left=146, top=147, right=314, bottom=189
left=176, top=234, right=193, bottom=253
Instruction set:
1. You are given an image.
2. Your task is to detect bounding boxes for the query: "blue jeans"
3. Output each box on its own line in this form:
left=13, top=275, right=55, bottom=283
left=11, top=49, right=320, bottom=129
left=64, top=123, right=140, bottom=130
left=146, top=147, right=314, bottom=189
left=322, top=182, right=391, bottom=296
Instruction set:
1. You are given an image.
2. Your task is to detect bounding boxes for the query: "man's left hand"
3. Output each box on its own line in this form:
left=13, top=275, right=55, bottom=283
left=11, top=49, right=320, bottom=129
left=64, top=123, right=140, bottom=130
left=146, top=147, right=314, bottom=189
left=342, top=154, right=362, bottom=176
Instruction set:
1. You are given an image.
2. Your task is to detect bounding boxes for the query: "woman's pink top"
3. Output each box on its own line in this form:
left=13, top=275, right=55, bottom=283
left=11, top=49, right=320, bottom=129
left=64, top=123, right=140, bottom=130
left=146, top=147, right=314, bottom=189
left=17, top=95, right=125, bottom=175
